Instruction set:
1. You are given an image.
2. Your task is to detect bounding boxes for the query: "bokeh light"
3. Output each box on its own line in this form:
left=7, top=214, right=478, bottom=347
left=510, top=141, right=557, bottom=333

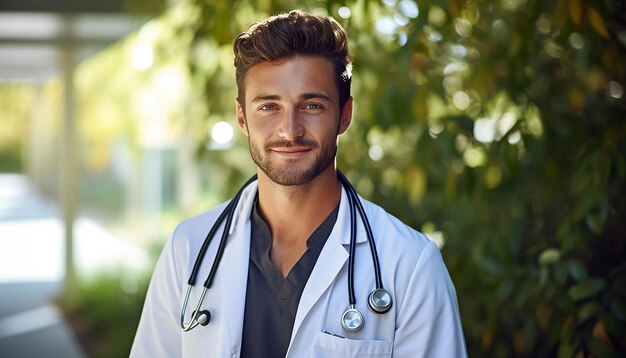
left=211, top=121, right=234, bottom=145
left=131, top=43, right=153, bottom=71
left=368, top=145, right=384, bottom=161
left=338, top=6, right=351, bottom=19
left=608, top=81, right=623, bottom=99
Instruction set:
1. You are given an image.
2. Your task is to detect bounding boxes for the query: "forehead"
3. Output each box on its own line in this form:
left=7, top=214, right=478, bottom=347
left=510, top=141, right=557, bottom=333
left=242, top=55, right=338, bottom=102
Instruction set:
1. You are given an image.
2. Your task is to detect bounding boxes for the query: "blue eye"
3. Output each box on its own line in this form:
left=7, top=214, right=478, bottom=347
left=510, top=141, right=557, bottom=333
left=304, top=103, right=323, bottom=110
left=259, top=104, right=277, bottom=111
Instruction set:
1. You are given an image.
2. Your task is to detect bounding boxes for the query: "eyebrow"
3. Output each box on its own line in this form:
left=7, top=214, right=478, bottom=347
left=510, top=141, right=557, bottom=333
left=250, top=92, right=332, bottom=103
left=299, top=92, right=332, bottom=101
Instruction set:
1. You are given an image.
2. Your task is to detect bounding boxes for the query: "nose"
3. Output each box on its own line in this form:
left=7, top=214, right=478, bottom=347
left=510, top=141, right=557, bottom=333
left=278, top=108, right=304, bottom=140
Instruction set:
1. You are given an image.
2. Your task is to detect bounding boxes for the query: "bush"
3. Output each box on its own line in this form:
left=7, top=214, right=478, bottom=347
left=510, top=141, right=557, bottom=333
left=60, top=272, right=150, bottom=357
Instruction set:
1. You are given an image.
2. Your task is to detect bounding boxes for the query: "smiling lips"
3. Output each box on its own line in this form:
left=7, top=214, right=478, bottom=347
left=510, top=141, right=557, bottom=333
left=270, top=147, right=312, bottom=157
left=265, top=138, right=318, bottom=157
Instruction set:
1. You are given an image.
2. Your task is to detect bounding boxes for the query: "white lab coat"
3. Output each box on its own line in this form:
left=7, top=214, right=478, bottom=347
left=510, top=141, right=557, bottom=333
left=130, top=181, right=466, bottom=357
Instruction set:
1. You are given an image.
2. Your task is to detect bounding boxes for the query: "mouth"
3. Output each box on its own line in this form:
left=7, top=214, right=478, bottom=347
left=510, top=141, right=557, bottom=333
left=270, top=147, right=312, bottom=157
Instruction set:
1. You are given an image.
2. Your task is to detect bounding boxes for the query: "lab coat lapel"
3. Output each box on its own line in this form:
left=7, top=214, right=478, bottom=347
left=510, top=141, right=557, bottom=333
left=289, top=232, right=347, bottom=345
left=288, top=188, right=353, bottom=346
left=215, top=182, right=257, bottom=354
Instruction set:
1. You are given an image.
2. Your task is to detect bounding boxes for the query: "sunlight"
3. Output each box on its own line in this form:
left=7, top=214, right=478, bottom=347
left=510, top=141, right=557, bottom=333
left=211, top=121, right=234, bottom=145
left=131, top=43, right=153, bottom=71
left=0, top=217, right=149, bottom=283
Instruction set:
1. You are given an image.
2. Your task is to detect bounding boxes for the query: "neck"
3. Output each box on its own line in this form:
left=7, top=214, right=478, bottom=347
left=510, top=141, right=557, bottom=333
left=255, top=165, right=341, bottom=276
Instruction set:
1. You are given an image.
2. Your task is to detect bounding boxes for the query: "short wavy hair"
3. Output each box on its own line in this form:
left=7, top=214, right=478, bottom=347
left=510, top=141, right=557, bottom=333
left=233, top=10, right=352, bottom=110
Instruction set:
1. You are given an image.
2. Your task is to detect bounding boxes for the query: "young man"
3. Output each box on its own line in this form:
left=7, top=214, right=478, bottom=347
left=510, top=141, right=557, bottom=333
left=131, top=10, right=466, bottom=357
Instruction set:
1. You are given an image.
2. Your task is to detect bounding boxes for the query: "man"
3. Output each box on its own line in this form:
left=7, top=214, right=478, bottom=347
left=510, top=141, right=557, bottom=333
left=131, top=10, right=466, bottom=357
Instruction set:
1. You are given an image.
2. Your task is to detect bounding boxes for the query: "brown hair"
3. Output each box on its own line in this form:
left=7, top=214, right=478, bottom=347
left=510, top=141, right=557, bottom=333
left=233, top=10, right=352, bottom=110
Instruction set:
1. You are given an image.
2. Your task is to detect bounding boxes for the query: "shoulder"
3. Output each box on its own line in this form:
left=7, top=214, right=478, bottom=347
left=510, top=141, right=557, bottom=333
left=175, top=201, right=231, bottom=237
left=164, top=200, right=232, bottom=257
left=358, top=197, right=461, bottom=313
left=359, top=196, right=435, bottom=260
left=170, top=180, right=258, bottom=247
left=357, top=197, right=451, bottom=296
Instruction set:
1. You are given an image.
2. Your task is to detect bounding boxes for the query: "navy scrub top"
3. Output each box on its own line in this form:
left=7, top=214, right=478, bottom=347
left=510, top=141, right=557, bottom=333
left=240, top=197, right=339, bottom=358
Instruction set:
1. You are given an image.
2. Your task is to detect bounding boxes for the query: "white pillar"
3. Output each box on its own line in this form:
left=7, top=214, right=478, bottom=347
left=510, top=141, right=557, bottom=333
left=61, top=45, right=77, bottom=296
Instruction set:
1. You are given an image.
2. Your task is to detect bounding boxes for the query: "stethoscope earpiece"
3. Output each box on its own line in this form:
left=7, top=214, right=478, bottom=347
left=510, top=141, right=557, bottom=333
left=341, top=306, right=364, bottom=332
left=368, top=288, right=393, bottom=314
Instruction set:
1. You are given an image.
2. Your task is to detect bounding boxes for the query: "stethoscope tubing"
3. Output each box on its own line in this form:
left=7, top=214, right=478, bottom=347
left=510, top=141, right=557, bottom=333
left=338, top=171, right=384, bottom=289
left=188, top=175, right=258, bottom=287
left=341, top=172, right=358, bottom=306
left=181, top=171, right=390, bottom=332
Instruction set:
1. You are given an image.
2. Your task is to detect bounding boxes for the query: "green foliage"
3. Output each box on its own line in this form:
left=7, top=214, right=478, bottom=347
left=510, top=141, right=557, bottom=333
left=169, top=0, right=626, bottom=355
left=0, top=146, right=22, bottom=172
left=94, top=0, right=623, bottom=355
left=0, top=83, right=35, bottom=172
left=61, top=271, right=151, bottom=358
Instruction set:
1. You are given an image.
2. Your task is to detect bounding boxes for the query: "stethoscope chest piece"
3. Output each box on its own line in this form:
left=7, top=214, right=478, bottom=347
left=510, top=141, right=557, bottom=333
left=368, top=288, right=393, bottom=313
left=193, top=310, right=211, bottom=326
left=341, top=306, right=364, bottom=332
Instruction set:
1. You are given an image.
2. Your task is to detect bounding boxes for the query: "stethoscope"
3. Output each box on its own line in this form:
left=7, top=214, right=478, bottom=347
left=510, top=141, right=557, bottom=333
left=180, top=170, right=393, bottom=333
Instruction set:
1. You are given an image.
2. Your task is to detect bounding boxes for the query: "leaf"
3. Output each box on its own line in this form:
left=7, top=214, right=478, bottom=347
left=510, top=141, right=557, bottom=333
left=558, top=341, right=576, bottom=358
left=560, top=316, right=574, bottom=341
left=568, top=278, right=605, bottom=301
left=405, top=165, right=427, bottom=204
left=585, top=197, right=608, bottom=235
left=577, top=302, right=599, bottom=323
left=520, top=321, right=537, bottom=353
left=569, top=260, right=588, bottom=282
left=555, top=262, right=568, bottom=286
left=572, top=190, right=602, bottom=221
left=569, top=87, right=584, bottom=112
left=617, top=154, right=626, bottom=179
left=602, top=314, right=625, bottom=339
left=539, top=267, right=549, bottom=288
left=608, top=262, right=626, bottom=280
left=479, top=256, right=505, bottom=278
left=568, top=0, right=583, bottom=25
left=588, top=8, right=610, bottom=38
left=539, top=248, right=561, bottom=266
left=497, top=281, right=514, bottom=303
left=536, top=303, right=549, bottom=329
left=609, top=299, right=626, bottom=322
left=587, top=337, right=620, bottom=358
left=585, top=214, right=606, bottom=235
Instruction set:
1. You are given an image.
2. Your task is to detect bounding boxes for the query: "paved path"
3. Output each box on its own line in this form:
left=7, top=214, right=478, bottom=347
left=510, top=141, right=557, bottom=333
left=0, top=174, right=85, bottom=357
left=0, top=174, right=149, bottom=357
left=0, top=282, right=85, bottom=358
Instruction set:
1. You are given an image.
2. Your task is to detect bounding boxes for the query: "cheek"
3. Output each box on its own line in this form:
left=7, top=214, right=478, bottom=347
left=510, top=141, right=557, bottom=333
left=252, top=116, right=285, bottom=135
left=246, top=124, right=272, bottom=145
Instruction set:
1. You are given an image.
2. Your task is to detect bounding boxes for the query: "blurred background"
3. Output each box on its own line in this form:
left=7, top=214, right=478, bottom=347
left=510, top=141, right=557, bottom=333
left=0, top=0, right=624, bottom=357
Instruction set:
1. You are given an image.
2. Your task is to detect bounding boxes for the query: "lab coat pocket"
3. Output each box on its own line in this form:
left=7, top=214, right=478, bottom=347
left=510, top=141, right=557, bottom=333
left=310, top=331, right=393, bottom=357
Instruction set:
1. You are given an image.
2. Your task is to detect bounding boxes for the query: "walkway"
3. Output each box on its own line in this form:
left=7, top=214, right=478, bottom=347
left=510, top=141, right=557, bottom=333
left=0, top=173, right=149, bottom=357
left=0, top=282, right=84, bottom=358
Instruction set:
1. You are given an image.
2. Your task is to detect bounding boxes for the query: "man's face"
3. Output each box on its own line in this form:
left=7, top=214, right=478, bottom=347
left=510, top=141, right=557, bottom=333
left=236, top=55, right=352, bottom=186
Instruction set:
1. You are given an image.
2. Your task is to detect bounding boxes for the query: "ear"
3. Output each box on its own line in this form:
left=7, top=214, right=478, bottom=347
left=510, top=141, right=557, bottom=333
left=235, top=98, right=249, bottom=136
left=338, top=96, right=353, bottom=135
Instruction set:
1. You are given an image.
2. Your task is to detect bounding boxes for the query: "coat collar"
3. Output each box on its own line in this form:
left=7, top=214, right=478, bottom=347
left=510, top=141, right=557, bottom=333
left=230, top=179, right=368, bottom=246
left=215, top=180, right=257, bottom=353
left=288, top=185, right=369, bottom=352
left=223, top=178, right=368, bottom=354
left=231, top=180, right=259, bottom=234
left=334, top=186, right=368, bottom=245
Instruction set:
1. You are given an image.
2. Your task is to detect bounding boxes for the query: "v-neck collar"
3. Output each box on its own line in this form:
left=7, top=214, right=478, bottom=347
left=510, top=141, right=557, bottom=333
left=249, top=195, right=339, bottom=307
